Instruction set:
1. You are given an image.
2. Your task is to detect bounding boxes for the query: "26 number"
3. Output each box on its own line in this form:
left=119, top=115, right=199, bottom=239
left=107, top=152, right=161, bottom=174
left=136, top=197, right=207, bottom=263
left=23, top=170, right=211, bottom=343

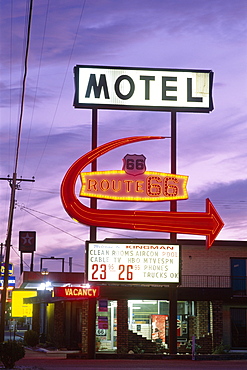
left=119, top=265, right=133, bottom=280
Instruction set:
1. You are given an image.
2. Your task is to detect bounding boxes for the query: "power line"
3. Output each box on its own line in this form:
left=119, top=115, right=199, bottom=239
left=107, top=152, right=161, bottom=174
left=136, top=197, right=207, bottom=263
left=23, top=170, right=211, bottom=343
left=19, top=204, right=77, bottom=223
left=18, top=204, right=141, bottom=239
left=10, top=244, right=84, bottom=271
left=21, top=0, right=50, bottom=175
left=14, top=0, right=33, bottom=174
left=33, top=0, right=87, bottom=178
left=21, top=207, right=86, bottom=242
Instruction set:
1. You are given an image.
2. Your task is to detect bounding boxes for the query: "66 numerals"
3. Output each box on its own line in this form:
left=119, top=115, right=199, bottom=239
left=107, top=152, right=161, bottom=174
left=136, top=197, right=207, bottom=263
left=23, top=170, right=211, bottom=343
left=91, top=264, right=133, bottom=281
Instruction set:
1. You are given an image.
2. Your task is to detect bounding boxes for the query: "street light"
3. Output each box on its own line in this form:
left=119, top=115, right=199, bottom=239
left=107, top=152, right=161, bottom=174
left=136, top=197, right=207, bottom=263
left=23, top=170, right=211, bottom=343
left=39, top=268, right=52, bottom=291
left=41, top=268, right=49, bottom=276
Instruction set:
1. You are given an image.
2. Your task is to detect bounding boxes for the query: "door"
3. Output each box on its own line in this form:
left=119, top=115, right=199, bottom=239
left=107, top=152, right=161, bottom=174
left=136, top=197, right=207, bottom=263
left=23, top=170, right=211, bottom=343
left=231, top=308, right=247, bottom=348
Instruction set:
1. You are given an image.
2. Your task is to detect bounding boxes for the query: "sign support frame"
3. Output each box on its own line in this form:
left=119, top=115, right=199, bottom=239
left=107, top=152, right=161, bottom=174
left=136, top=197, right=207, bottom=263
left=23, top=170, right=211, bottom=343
left=88, top=108, right=98, bottom=358
left=86, top=107, right=179, bottom=355
left=169, top=111, right=178, bottom=355
left=90, top=108, right=98, bottom=242
left=71, top=65, right=215, bottom=356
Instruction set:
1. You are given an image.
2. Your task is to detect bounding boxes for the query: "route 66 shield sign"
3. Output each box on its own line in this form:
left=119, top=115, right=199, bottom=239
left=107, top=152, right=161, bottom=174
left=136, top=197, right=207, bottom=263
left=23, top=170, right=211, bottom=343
left=122, top=154, right=146, bottom=176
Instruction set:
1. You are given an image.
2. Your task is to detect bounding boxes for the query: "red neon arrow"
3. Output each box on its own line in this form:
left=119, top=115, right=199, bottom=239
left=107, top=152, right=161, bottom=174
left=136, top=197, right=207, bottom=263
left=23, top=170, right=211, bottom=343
left=61, top=136, right=224, bottom=249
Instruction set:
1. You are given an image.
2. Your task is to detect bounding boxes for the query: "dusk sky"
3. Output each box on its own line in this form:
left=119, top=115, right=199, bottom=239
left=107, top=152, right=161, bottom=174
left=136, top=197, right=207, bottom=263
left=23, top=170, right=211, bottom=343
left=0, top=0, right=246, bottom=277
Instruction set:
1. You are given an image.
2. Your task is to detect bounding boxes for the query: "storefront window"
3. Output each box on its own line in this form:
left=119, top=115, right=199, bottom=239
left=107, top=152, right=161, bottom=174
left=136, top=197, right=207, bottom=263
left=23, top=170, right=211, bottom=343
left=128, top=300, right=158, bottom=340
left=129, top=300, right=190, bottom=348
left=96, top=300, right=117, bottom=351
left=96, top=299, right=191, bottom=351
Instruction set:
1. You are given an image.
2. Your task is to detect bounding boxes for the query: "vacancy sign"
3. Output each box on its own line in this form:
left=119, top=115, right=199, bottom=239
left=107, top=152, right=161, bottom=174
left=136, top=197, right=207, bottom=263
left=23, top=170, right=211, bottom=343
left=86, top=242, right=180, bottom=284
left=54, top=286, right=100, bottom=299
left=74, top=65, right=213, bottom=112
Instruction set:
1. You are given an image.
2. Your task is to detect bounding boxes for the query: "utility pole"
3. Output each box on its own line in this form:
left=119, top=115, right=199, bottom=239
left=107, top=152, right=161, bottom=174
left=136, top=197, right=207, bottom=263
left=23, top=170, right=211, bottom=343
left=0, top=175, right=35, bottom=342
left=0, top=0, right=34, bottom=342
left=0, top=243, right=3, bottom=262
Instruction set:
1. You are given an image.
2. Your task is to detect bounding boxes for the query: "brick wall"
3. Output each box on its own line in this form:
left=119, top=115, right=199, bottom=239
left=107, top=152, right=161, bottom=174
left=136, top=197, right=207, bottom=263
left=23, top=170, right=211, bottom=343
left=212, top=300, right=223, bottom=350
left=188, top=315, right=196, bottom=339
left=117, top=299, right=128, bottom=353
left=196, top=301, right=209, bottom=337
left=182, top=245, right=247, bottom=277
left=81, top=299, right=89, bottom=353
left=222, top=306, right=231, bottom=346
left=186, top=301, right=222, bottom=354
left=197, top=333, right=213, bottom=354
left=53, top=301, right=65, bottom=348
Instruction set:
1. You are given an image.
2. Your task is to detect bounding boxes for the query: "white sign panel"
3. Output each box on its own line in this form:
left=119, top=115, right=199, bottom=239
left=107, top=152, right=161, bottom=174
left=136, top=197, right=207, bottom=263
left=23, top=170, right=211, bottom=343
left=74, top=65, right=213, bottom=112
left=0, top=276, right=15, bottom=288
left=86, top=242, right=180, bottom=284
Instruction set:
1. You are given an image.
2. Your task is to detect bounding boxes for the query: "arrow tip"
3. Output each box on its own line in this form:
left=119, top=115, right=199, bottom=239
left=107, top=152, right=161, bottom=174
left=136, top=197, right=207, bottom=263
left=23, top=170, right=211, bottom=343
left=206, top=198, right=224, bottom=249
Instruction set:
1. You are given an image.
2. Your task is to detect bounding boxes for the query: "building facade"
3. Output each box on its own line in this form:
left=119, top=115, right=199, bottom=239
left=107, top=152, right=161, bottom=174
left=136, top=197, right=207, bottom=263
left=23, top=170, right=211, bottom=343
left=18, top=238, right=247, bottom=355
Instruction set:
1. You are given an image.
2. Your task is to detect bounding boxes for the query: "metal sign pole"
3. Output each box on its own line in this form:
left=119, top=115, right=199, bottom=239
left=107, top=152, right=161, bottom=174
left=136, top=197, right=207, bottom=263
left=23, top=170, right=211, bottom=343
left=169, top=111, right=178, bottom=355
left=90, top=108, right=98, bottom=242
left=88, top=108, right=97, bottom=358
left=170, top=110, right=177, bottom=220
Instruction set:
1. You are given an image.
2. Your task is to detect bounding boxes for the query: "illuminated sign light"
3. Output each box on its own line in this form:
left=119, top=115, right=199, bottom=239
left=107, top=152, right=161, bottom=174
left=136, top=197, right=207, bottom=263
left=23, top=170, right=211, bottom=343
left=86, top=242, right=180, bottom=284
left=98, top=316, right=108, bottom=329
left=11, top=290, right=37, bottom=317
left=0, top=277, right=15, bottom=289
left=80, top=170, right=188, bottom=201
left=0, top=263, right=14, bottom=276
left=74, top=65, right=214, bottom=113
left=61, top=136, right=224, bottom=249
left=54, top=286, right=100, bottom=298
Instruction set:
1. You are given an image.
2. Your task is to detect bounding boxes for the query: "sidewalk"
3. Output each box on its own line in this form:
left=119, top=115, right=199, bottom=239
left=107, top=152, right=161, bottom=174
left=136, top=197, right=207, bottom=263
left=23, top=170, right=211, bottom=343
left=15, top=349, right=247, bottom=370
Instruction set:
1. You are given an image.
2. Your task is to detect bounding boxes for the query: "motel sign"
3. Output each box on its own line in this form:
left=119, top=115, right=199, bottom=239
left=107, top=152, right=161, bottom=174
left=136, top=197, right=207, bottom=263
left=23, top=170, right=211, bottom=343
left=74, top=65, right=214, bottom=112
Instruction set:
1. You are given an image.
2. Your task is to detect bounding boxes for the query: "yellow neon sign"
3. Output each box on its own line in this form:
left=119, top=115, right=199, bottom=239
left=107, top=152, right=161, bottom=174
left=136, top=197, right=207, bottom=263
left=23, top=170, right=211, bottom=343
left=12, top=290, right=37, bottom=318
left=80, top=170, right=188, bottom=201
left=0, top=263, right=14, bottom=276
